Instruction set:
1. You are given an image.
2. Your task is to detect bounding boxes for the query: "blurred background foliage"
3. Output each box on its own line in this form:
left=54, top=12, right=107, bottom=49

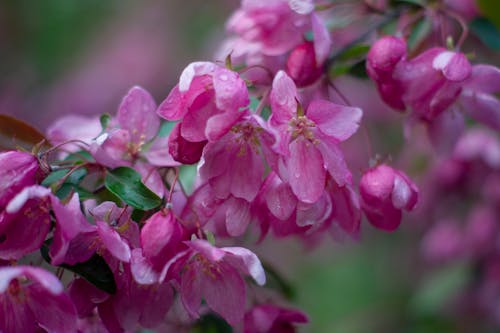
left=1, top=1, right=499, bottom=332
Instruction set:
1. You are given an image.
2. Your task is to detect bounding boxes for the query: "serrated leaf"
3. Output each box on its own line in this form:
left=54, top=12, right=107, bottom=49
left=40, top=242, right=116, bottom=294
left=105, top=167, right=162, bottom=210
left=470, top=18, right=500, bottom=50
left=0, top=114, right=50, bottom=151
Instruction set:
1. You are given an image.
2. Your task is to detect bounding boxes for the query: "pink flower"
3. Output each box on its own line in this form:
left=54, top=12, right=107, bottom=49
left=359, top=164, right=418, bottom=231
left=227, top=0, right=312, bottom=56
left=164, top=239, right=265, bottom=325
left=269, top=71, right=362, bottom=203
left=157, top=62, right=249, bottom=148
left=244, top=304, right=308, bottom=333
left=0, top=266, right=77, bottom=332
left=91, top=86, right=177, bottom=170
left=98, top=267, right=174, bottom=333
left=0, top=186, right=51, bottom=260
left=46, top=115, right=101, bottom=155
left=199, top=113, right=277, bottom=203
left=0, top=151, right=40, bottom=211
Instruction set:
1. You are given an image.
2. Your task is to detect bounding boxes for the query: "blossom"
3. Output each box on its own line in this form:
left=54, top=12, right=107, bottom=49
left=157, top=62, right=249, bottom=147
left=0, top=266, right=77, bottom=332
left=164, top=239, right=265, bottom=325
left=269, top=71, right=362, bottom=203
left=359, top=164, right=418, bottom=231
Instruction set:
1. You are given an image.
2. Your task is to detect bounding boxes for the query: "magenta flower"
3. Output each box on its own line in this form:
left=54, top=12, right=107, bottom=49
left=359, top=164, right=418, bottom=231
left=0, top=186, right=51, bottom=260
left=91, top=86, right=177, bottom=169
left=0, top=266, right=77, bottom=332
left=269, top=71, right=362, bottom=203
left=46, top=115, right=101, bottom=156
left=199, top=113, right=277, bottom=203
left=157, top=62, right=249, bottom=147
left=98, top=267, right=174, bottom=333
left=0, top=151, right=40, bottom=211
left=227, top=0, right=312, bottom=56
left=244, top=304, right=308, bottom=333
left=164, top=239, right=265, bottom=325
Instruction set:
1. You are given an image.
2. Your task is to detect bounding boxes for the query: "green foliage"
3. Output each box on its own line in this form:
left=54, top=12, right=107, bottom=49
left=191, top=313, right=233, bottom=333
left=478, top=0, right=500, bottom=29
left=105, top=167, right=162, bottom=210
left=470, top=18, right=500, bottom=50
left=41, top=241, right=117, bottom=294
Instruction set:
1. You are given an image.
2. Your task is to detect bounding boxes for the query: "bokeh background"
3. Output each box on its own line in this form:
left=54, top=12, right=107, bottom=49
left=1, top=1, right=498, bottom=332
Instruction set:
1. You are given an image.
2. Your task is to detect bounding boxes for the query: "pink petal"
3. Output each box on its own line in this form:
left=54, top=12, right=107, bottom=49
left=213, top=67, right=249, bottom=111
left=427, top=108, right=465, bottom=153
left=178, top=62, right=217, bottom=92
left=465, top=64, right=500, bottom=94
left=460, top=90, right=500, bottom=130
left=265, top=173, right=297, bottom=221
left=222, top=247, right=266, bottom=285
left=130, top=248, right=160, bottom=285
left=311, top=13, right=332, bottom=64
left=288, top=0, right=314, bottom=14
left=314, top=132, right=352, bottom=186
left=224, top=197, right=252, bottom=237
left=205, top=109, right=244, bottom=142
left=97, top=221, right=131, bottom=263
left=287, top=138, right=326, bottom=203
left=432, top=51, right=472, bottom=82
left=157, top=85, right=186, bottom=121
left=180, top=263, right=203, bottom=319
left=201, top=262, right=246, bottom=325
left=270, top=71, right=298, bottom=126
left=29, top=283, right=78, bottom=333
left=167, top=122, right=207, bottom=164
left=187, top=239, right=226, bottom=262
left=0, top=151, right=39, bottom=210
left=0, top=266, right=63, bottom=294
left=307, top=100, right=362, bottom=141
left=117, top=86, right=160, bottom=144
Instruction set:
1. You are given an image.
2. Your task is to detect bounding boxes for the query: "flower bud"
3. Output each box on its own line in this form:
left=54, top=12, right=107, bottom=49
left=286, top=41, right=323, bottom=87
left=360, top=164, right=418, bottom=231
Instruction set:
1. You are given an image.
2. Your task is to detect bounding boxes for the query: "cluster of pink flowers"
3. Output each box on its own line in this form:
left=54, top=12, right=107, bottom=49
left=1, top=0, right=499, bottom=331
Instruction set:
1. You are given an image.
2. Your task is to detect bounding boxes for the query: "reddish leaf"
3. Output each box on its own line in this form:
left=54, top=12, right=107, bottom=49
left=0, top=114, right=50, bottom=151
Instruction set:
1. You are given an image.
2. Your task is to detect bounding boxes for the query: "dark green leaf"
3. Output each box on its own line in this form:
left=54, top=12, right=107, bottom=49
left=105, top=167, right=162, bottom=210
left=408, top=17, right=432, bottom=50
left=478, top=0, right=500, bottom=29
left=263, top=262, right=295, bottom=300
left=40, top=241, right=116, bottom=294
left=470, top=18, right=500, bottom=50
left=337, top=44, right=370, bottom=62
left=42, top=168, right=87, bottom=187
left=192, top=313, right=233, bottom=333
left=99, top=113, right=111, bottom=132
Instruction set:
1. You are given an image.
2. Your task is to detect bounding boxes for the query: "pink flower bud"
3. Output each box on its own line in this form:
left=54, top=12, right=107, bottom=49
left=0, top=151, right=40, bottom=211
left=367, top=36, right=406, bottom=78
left=286, top=41, right=323, bottom=87
left=360, top=164, right=418, bottom=231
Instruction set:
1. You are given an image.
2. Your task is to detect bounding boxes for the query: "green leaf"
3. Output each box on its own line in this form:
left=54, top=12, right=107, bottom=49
left=40, top=241, right=116, bottom=294
left=179, top=164, right=198, bottom=195
left=192, top=313, right=233, bottom=333
left=408, top=17, right=432, bottom=50
left=470, top=18, right=500, bottom=50
left=42, top=168, right=87, bottom=187
left=337, top=44, right=370, bottom=62
left=158, top=121, right=177, bottom=138
left=410, top=262, right=470, bottom=316
left=105, top=167, right=162, bottom=210
left=99, top=113, right=111, bottom=132
left=478, top=0, right=500, bottom=29
left=263, top=262, right=296, bottom=300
